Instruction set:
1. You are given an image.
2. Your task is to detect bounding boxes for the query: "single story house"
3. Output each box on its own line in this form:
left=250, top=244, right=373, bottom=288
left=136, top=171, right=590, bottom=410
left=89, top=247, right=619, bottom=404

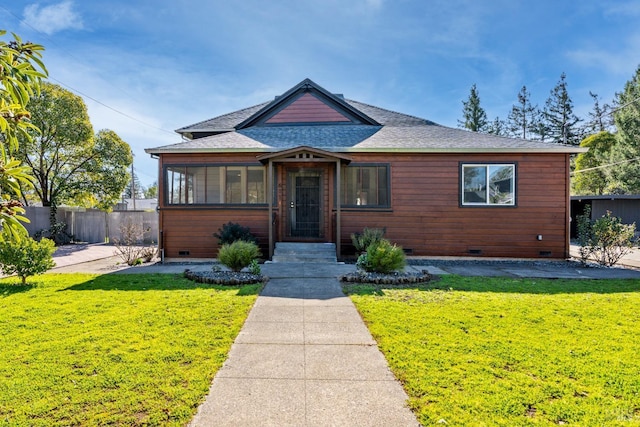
left=145, top=78, right=585, bottom=260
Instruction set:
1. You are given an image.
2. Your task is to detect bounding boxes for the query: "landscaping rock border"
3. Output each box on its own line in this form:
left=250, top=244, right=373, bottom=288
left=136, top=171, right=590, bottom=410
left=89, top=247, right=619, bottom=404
left=339, top=269, right=432, bottom=285
left=184, top=269, right=269, bottom=285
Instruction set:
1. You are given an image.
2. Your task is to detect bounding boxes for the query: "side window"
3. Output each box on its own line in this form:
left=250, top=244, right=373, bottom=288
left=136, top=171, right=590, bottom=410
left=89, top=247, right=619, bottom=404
left=461, top=164, right=515, bottom=206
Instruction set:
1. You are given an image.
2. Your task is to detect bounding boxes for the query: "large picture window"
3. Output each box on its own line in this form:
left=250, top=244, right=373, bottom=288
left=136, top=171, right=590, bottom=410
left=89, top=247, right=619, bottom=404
left=341, top=164, right=390, bottom=207
left=165, top=165, right=266, bottom=205
left=461, top=163, right=515, bottom=206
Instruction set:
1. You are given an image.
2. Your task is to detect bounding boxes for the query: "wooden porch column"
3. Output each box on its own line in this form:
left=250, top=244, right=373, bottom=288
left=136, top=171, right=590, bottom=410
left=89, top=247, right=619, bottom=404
left=268, top=159, right=274, bottom=259
left=335, top=159, right=341, bottom=258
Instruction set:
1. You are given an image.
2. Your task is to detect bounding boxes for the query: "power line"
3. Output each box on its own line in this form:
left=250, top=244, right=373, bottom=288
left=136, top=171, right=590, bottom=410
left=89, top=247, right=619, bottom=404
left=570, top=157, right=640, bottom=175
left=0, top=4, right=176, bottom=137
left=48, top=76, right=175, bottom=136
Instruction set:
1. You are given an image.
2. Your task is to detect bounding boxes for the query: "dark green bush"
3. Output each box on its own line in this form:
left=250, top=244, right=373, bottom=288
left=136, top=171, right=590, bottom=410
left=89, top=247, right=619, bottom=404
left=0, top=237, right=56, bottom=284
left=356, top=238, right=406, bottom=274
left=351, top=227, right=386, bottom=254
left=214, top=222, right=258, bottom=246
left=218, top=240, right=261, bottom=272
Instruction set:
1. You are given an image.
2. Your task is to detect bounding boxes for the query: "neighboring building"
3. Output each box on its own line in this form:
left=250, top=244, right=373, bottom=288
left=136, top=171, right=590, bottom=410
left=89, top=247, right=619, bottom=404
left=570, top=195, right=640, bottom=238
left=114, top=198, right=158, bottom=212
left=145, top=79, right=585, bottom=260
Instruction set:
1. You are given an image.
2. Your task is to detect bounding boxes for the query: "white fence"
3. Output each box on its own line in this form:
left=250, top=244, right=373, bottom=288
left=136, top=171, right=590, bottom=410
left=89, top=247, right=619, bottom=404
left=24, top=207, right=159, bottom=244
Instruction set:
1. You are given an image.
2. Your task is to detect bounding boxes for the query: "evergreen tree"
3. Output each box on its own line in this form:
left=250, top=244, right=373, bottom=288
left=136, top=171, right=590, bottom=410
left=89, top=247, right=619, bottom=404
left=124, top=171, right=144, bottom=199
left=542, top=72, right=582, bottom=145
left=487, top=116, right=507, bottom=136
left=457, top=84, right=488, bottom=132
left=611, top=65, right=640, bottom=193
left=584, top=91, right=614, bottom=135
left=507, top=86, right=539, bottom=139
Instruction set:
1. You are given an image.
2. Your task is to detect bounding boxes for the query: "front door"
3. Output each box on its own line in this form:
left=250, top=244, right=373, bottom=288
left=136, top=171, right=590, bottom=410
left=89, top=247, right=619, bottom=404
left=287, top=170, right=322, bottom=238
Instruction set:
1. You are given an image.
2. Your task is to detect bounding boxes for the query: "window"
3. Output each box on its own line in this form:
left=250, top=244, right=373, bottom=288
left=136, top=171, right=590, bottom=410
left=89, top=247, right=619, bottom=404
left=341, top=165, right=390, bottom=207
left=165, top=165, right=266, bottom=205
left=461, top=164, right=515, bottom=206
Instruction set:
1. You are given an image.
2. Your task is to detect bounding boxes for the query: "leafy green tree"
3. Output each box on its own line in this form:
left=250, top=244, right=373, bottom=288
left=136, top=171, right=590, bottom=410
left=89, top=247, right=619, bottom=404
left=0, top=31, right=47, bottom=239
left=0, top=236, right=56, bottom=284
left=18, top=82, right=133, bottom=213
left=611, top=65, right=640, bottom=193
left=458, top=84, right=488, bottom=132
left=143, top=181, right=158, bottom=199
left=542, top=72, right=582, bottom=145
left=572, top=132, right=616, bottom=195
left=507, top=86, right=539, bottom=139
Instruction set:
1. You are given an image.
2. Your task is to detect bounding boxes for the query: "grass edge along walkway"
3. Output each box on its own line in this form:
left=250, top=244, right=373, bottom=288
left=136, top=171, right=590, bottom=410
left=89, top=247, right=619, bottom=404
left=344, top=275, right=640, bottom=426
left=0, top=273, right=261, bottom=427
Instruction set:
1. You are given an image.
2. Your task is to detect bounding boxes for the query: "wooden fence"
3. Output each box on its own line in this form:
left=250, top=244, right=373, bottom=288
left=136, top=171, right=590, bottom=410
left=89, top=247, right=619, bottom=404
left=24, top=207, right=159, bottom=244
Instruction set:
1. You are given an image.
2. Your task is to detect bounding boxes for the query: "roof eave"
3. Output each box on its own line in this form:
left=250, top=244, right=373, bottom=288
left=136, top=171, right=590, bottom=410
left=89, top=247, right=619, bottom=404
left=344, top=147, right=588, bottom=154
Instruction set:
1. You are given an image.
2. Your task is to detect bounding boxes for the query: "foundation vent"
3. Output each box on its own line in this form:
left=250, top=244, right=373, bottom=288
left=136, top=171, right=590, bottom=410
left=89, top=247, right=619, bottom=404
left=178, top=250, right=190, bottom=256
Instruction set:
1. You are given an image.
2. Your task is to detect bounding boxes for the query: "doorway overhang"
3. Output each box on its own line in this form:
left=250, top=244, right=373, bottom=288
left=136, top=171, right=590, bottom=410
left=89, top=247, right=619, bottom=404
left=257, top=146, right=352, bottom=260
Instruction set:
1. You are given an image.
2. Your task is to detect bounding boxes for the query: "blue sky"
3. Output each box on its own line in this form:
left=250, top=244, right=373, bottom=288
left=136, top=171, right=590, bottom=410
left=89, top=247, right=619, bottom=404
left=2, top=0, right=639, bottom=187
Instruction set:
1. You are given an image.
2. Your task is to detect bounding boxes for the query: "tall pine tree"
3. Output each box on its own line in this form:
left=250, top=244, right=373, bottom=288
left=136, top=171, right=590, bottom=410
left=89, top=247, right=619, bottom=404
left=611, top=65, right=640, bottom=193
left=507, top=86, right=539, bottom=139
left=542, top=72, right=582, bottom=145
left=458, top=84, right=488, bottom=132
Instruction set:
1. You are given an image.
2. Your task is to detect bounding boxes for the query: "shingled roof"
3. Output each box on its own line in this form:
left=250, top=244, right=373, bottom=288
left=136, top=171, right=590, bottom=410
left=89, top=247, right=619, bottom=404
left=146, top=79, right=586, bottom=155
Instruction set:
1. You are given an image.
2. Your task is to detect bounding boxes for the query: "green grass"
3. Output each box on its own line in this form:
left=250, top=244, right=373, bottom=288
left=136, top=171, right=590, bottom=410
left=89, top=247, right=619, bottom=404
left=0, top=273, right=261, bottom=426
left=343, top=276, right=640, bottom=426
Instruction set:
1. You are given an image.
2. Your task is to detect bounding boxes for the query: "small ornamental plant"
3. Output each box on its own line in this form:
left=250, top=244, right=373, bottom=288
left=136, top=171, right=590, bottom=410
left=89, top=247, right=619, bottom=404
left=0, top=236, right=56, bottom=284
left=214, top=222, right=258, bottom=245
left=218, top=240, right=261, bottom=272
left=351, top=227, right=386, bottom=254
left=356, top=238, right=406, bottom=274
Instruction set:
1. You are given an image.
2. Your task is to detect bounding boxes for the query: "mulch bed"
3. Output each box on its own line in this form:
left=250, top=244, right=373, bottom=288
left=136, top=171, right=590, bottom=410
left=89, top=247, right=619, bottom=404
left=339, top=269, right=432, bottom=285
left=184, top=269, right=269, bottom=285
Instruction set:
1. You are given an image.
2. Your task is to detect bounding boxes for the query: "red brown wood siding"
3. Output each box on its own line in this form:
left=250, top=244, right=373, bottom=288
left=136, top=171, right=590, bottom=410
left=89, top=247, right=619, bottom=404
left=266, top=93, right=351, bottom=124
left=157, top=151, right=571, bottom=259
left=339, top=153, right=570, bottom=259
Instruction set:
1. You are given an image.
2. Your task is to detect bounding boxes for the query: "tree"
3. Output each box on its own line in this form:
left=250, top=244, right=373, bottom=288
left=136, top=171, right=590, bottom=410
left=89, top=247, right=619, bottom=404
left=542, top=72, right=582, bottom=145
left=0, top=31, right=47, bottom=239
left=458, top=84, right=488, bottom=132
left=143, top=181, right=158, bottom=199
left=17, top=82, right=133, bottom=214
left=486, top=116, right=507, bottom=136
left=611, top=65, right=640, bottom=193
left=571, top=131, right=616, bottom=195
left=584, top=91, right=613, bottom=135
left=507, top=86, right=539, bottom=139
left=0, top=236, right=55, bottom=284
left=123, top=171, right=144, bottom=199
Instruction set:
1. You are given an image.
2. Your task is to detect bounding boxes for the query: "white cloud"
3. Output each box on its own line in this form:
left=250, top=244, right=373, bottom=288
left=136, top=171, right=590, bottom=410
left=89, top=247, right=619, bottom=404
left=23, top=1, right=83, bottom=35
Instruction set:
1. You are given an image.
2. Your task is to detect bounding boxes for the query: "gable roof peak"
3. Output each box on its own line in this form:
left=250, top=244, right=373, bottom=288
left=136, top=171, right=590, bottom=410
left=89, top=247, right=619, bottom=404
left=235, top=78, right=380, bottom=129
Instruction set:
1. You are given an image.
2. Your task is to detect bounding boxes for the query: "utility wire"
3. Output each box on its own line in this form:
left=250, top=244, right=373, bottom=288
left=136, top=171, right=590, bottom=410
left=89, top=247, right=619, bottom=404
left=0, top=4, right=176, bottom=137
left=570, top=157, right=640, bottom=175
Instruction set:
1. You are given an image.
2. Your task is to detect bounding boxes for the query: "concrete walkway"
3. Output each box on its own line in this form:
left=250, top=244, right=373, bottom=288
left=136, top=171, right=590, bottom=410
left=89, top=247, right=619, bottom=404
left=189, top=262, right=419, bottom=427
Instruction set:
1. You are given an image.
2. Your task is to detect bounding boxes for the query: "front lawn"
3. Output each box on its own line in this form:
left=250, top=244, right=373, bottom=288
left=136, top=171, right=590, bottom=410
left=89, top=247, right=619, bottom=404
left=0, top=273, right=261, bottom=426
left=344, top=276, right=640, bottom=426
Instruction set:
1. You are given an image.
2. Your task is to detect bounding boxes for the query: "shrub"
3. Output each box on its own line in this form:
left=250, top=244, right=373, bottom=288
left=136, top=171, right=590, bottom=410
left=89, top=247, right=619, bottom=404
left=351, top=227, right=386, bottom=254
left=214, top=222, right=258, bottom=246
left=356, top=238, right=406, bottom=274
left=218, top=240, right=261, bottom=272
left=113, top=221, right=157, bottom=266
left=578, top=206, right=637, bottom=267
left=0, top=236, right=56, bottom=284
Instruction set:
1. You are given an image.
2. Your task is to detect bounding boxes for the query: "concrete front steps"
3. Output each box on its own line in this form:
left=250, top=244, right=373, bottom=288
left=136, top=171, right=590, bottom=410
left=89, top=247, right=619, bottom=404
left=271, top=242, right=338, bottom=263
